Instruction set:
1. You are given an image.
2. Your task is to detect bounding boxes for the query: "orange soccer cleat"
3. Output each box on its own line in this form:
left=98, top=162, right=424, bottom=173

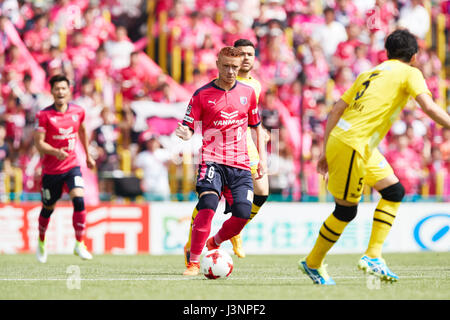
left=183, top=262, right=200, bottom=276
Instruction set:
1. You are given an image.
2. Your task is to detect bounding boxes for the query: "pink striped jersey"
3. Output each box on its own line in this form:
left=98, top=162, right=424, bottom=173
left=36, top=103, right=85, bottom=174
left=182, top=80, right=260, bottom=171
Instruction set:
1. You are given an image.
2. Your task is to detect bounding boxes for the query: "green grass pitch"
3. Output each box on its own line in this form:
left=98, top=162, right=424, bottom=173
left=1, top=252, right=449, bottom=300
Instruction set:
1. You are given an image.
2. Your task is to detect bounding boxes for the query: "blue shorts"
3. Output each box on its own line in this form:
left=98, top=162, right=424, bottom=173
left=41, top=167, right=84, bottom=206
left=196, top=162, right=254, bottom=212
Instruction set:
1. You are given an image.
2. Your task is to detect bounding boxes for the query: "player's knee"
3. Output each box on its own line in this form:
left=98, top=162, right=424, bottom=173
left=231, top=201, right=252, bottom=219
left=379, top=182, right=405, bottom=202
left=332, top=203, right=358, bottom=222
left=72, top=196, right=85, bottom=212
left=40, top=207, right=54, bottom=218
left=197, top=192, right=219, bottom=212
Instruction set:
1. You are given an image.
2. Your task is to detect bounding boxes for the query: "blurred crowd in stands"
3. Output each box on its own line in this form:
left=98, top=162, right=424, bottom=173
left=0, top=0, right=449, bottom=202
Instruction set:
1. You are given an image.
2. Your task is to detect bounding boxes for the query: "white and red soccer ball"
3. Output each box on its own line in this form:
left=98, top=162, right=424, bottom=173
left=201, top=249, right=234, bottom=279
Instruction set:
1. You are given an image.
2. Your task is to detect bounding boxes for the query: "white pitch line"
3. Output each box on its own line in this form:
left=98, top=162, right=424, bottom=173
left=0, top=275, right=444, bottom=281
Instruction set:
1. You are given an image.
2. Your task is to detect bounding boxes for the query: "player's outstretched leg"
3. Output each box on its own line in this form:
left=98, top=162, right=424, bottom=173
left=358, top=182, right=404, bottom=282
left=36, top=207, right=53, bottom=263
left=183, top=193, right=218, bottom=276
left=72, top=197, right=92, bottom=260
left=211, top=216, right=248, bottom=249
left=300, top=203, right=357, bottom=285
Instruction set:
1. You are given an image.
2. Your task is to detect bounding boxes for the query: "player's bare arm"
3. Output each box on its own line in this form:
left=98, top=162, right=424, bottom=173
left=317, top=98, right=348, bottom=176
left=415, top=93, right=450, bottom=129
left=34, top=130, right=68, bottom=160
left=176, top=122, right=194, bottom=140
left=251, top=124, right=267, bottom=179
left=78, top=122, right=96, bottom=169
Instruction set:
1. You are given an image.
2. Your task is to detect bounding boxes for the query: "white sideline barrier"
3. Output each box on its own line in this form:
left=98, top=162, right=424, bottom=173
left=0, top=202, right=448, bottom=254
left=150, top=202, right=450, bottom=255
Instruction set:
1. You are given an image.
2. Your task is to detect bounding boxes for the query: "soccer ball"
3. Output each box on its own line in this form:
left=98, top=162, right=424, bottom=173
left=200, top=249, right=234, bottom=279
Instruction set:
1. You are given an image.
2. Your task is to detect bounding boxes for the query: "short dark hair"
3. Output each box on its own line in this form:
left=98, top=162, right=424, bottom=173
left=385, top=29, right=418, bottom=62
left=233, top=39, right=255, bottom=49
left=49, top=74, right=70, bottom=89
left=323, top=6, right=334, bottom=15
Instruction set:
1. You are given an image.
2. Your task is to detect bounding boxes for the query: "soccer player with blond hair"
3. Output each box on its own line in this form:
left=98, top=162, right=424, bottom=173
left=183, top=39, right=268, bottom=264
left=176, top=46, right=267, bottom=276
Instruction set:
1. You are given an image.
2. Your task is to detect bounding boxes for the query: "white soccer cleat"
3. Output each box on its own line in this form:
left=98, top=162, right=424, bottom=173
left=36, top=239, right=47, bottom=264
left=74, top=241, right=93, bottom=260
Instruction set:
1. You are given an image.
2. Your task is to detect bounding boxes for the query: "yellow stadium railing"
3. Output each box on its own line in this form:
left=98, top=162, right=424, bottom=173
left=326, top=79, right=335, bottom=106
left=115, top=92, right=123, bottom=120
left=118, top=147, right=131, bottom=174
left=94, top=79, right=102, bottom=93
left=421, top=168, right=430, bottom=198
left=3, top=168, right=23, bottom=203
left=102, top=8, right=111, bottom=23
left=435, top=13, right=447, bottom=109
left=3, top=173, right=10, bottom=203
left=437, top=13, right=446, bottom=69
left=184, top=49, right=194, bottom=84
left=158, top=10, right=168, bottom=73
left=313, top=0, right=323, bottom=15
left=215, top=10, right=223, bottom=25
left=146, top=0, right=156, bottom=60
left=285, top=27, right=293, bottom=49
left=182, top=151, right=194, bottom=200
left=59, top=27, right=67, bottom=51
left=171, top=26, right=182, bottom=83
left=425, top=0, right=432, bottom=48
left=13, top=168, right=22, bottom=203
left=168, top=162, right=178, bottom=199
left=436, top=170, right=445, bottom=201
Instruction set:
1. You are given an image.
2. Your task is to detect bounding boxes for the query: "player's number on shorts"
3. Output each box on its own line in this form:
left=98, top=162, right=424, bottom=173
left=207, top=166, right=215, bottom=179
left=355, top=72, right=380, bottom=100
left=356, top=177, right=363, bottom=192
left=42, top=188, right=51, bottom=201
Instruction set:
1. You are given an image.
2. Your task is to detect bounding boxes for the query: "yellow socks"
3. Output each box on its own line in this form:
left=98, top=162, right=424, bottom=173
left=365, top=198, right=400, bottom=258
left=186, top=206, right=199, bottom=249
left=306, top=213, right=350, bottom=269
left=246, top=195, right=268, bottom=225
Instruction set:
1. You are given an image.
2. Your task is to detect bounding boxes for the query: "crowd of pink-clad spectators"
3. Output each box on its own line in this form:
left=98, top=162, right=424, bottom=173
left=0, top=0, right=449, bottom=200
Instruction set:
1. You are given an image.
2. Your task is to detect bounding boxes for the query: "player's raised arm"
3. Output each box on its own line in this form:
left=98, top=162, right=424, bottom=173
left=415, top=93, right=450, bottom=129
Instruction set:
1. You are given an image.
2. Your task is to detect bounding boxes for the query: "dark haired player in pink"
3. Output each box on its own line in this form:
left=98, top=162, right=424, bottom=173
left=176, top=47, right=267, bottom=276
left=34, top=74, right=96, bottom=263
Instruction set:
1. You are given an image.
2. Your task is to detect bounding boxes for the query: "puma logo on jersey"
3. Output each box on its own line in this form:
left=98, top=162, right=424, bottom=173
left=220, top=110, right=238, bottom=119
left=208, top=100, right=217, bottom=105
